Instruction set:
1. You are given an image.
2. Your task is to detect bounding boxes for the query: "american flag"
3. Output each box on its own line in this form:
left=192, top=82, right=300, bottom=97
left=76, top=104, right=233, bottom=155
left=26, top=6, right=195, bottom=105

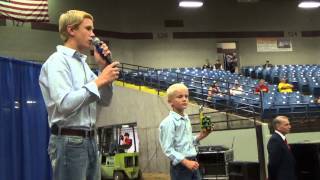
left=0, top=0, right=49, bottom=22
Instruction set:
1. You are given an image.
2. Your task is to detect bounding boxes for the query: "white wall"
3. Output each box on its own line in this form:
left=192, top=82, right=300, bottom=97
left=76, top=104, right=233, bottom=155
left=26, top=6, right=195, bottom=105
left=1, top=0, right=320, bottom=68
left=0, top=25, right=134, bottom=65
left=201, top=128, right=259, bottom=162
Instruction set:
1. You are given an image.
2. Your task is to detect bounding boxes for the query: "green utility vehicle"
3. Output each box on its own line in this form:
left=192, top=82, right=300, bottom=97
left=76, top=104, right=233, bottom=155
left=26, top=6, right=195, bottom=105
left=98, top=125, right=142, bottom=180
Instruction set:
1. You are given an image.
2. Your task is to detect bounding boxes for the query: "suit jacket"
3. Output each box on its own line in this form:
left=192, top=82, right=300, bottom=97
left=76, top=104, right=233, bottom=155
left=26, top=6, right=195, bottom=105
left=267, top=133, right=296, bottom=180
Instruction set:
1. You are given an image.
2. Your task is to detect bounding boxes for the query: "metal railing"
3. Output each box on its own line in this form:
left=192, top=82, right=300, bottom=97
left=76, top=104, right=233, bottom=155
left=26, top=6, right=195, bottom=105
left=117, top=63, right=320, bottom=131
left=118, top=63, right=262, bottom=117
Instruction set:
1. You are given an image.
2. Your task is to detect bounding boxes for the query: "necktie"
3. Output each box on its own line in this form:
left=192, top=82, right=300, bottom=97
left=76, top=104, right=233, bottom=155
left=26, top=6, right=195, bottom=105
left=284, top=139, right=290, bottom=150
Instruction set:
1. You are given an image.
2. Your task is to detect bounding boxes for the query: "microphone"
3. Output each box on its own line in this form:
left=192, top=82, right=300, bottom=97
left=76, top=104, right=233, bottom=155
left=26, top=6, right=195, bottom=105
left=92, top=37, right=112, bottom=64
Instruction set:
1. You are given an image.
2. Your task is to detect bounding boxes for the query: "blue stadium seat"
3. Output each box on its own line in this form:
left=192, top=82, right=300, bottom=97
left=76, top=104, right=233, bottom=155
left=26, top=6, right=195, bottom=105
left=123, top=65, right=320, bottom=118
left=274, top=93, right=291, bottom=114
left=313, top=87, right=320, bottom=97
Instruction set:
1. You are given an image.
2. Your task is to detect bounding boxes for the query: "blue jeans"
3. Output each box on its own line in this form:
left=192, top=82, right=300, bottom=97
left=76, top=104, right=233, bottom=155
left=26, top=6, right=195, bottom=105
left=48, top=135, right=100, bottom=180
left=170, top=163, right=201, bottom=180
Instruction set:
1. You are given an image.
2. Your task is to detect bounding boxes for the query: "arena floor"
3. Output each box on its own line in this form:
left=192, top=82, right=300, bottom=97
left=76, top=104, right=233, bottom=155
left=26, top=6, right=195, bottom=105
left=142, top=173, right=170, bottom=180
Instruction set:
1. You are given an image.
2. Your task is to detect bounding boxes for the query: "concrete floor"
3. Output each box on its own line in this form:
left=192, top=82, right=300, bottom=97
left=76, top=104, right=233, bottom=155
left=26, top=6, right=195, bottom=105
left=142, top=173, right=170, bottom=180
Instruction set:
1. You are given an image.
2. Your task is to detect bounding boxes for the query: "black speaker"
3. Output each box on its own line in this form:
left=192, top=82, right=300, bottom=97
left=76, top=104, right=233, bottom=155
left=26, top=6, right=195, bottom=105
left=290, top=143, right=320, bottom=180
left=197, top=146, right=233, bottom=177
left=228, top=161, right=260, bottom=180
left=198, top=153, right=227, bottom=175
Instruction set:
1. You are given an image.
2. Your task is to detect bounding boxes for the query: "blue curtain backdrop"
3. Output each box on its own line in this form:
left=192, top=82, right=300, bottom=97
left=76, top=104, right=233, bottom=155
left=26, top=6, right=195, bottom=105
left=0, top=57, right=51, bottom=180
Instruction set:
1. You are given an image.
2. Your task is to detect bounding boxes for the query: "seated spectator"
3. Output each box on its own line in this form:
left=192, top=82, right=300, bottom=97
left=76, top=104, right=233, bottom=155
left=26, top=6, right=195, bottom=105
left=207, top=82, right=221, bottom=100
left=278, top=78, right=293, bottom=93
left=202, top=63, right=208, bottom=70
left=314, top=97, right=320, bottom=104
left=263, top=60, right=273, bottom=68
left=230, top=82, right=244, bottom=95
left=255, top=79, right=269, bottom=94
left=214, top=59, right=223, bottom=70
left=203, top=59, right=213, bottom=70
left=120, top=132, right=132, bottom=149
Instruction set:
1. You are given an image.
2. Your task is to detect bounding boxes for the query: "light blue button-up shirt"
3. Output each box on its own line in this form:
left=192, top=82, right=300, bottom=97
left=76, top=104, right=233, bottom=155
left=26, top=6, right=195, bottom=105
left=159, top=111, right=199, bottom=165
left=39, top=45, right=113, bottom=128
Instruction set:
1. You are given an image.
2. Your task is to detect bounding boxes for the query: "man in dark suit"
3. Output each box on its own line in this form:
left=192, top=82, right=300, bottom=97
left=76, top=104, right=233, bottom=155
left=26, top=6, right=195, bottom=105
left=267, top=116, right=297, bottom=180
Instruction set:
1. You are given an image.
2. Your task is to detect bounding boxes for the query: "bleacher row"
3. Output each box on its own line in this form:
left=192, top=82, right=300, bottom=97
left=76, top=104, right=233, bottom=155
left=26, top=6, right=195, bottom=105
left=241, top=64, right=320, bottom=96
left=120, top=64, right=320, bottom=119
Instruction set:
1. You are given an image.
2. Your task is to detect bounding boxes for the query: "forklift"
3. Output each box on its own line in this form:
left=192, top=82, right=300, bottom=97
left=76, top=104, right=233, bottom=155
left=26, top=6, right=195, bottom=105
left=98, top=124, right=142, bottom=180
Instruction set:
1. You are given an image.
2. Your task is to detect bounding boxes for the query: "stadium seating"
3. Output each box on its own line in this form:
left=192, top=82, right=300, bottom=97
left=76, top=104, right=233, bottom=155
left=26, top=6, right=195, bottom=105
left=121, top=64, right=320, bottom=119
left=242, top=64, right=320, bottom=96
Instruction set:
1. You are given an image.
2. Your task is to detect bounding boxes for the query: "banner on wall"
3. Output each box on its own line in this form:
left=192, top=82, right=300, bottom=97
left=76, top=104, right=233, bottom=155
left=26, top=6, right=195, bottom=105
left=0, top=0, right=49, bottom=22
left=256, top=38, right=292, bottom=52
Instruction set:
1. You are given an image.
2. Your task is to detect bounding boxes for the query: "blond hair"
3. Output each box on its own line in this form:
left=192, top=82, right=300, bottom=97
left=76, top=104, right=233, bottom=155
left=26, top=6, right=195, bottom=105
left=59, top=10, right=93, bottom=42
left=166, top=83, right=188, bottom=100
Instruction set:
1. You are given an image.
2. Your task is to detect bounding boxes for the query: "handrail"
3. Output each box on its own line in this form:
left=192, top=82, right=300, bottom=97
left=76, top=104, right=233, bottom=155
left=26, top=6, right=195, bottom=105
left=117, top=63, right=320, bottom=124
left=118, top=63, right=263, bottom=117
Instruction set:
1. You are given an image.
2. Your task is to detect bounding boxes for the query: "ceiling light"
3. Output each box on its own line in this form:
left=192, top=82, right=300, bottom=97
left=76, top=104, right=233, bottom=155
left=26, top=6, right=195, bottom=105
left=179, top=1, right=203, bottom=8
left=237, top=0, right=259, bottom=3
left=298, top=1, right=320, bottom=8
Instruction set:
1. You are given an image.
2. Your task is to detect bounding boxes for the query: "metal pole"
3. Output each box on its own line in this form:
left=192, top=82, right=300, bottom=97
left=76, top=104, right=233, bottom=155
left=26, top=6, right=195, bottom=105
left=122, top=63, right=125, bottom=86
left=255, top=123, right=267, bottom=180
left=157, top=70, right=160, bottom=95
left=132, top=126, right=137, bottom=152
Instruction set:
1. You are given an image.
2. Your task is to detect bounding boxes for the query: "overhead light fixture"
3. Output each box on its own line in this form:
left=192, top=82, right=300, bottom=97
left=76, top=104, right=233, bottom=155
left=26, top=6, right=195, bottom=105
left=298, top=1, right=320, bottom=8
left=237, top=0, right=259, bottom=3
left=179, top=1, right=203, bottom=8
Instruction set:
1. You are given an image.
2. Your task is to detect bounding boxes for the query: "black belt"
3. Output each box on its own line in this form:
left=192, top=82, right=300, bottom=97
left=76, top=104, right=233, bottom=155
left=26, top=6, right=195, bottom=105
left=51, top=124, right=96, bottom=138
left=186, top=156, right=197, bottom=161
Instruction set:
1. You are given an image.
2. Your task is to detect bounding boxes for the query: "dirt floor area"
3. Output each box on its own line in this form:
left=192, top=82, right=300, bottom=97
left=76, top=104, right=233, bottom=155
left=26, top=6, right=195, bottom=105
left=142, top=173, right=170, bottom=180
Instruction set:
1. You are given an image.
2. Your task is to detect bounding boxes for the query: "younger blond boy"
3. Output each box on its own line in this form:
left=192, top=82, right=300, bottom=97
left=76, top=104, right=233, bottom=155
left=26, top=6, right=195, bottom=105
left=159, top=83, right=211, bottom=180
